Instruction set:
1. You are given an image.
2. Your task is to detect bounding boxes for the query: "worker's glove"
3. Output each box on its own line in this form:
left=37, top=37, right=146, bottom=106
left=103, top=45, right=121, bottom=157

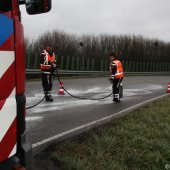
left=108, top=75, right=114, bottom=83
left=52, top=63, right=56, bottom=68
left=110, top=75, right=115, bottom=79
left=52, top=63, right=59, bottom=70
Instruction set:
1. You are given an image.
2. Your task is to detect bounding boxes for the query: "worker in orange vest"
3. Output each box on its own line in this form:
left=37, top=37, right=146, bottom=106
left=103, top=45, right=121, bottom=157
left=40, top=44, right=57, bottom=101
left=109, top=52, right=124, bottom=102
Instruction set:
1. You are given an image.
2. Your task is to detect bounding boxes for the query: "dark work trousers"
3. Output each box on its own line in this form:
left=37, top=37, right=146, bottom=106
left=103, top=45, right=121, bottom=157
left=112, top=78, right=123, bottom=98
left=41, top=73, right=54, bottom=94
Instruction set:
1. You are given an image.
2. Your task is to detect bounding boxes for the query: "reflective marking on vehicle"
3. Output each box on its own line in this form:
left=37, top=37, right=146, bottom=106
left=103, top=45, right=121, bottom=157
left=0, top=14, right=13, bottom=46
left=0, top=51, right=14, bottom=78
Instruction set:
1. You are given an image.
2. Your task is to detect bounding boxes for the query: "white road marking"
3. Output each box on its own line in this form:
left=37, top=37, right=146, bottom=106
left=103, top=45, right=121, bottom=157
left=26, top=117, right=43, bottom=121
left=32, top=93, right=169, bottom=148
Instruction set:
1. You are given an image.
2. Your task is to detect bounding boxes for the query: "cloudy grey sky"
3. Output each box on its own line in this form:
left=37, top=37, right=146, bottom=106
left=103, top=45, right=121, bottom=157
left=20, top=0, right=170, bottom=42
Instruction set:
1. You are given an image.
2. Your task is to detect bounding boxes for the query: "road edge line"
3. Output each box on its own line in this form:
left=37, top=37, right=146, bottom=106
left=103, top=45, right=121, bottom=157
left=32, top=93, right=169, bottom=152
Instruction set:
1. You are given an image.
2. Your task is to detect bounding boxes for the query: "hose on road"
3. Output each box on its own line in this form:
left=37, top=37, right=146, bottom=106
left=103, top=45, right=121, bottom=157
left=26, top=69, right=113, bottom=109
left=26, top=95, right=45, bottom=109
left=56, top=69, right=113, bottom=100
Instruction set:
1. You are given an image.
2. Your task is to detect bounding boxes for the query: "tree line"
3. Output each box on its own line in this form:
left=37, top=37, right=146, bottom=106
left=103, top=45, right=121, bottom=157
left=25, top=30, right=170, bottom=71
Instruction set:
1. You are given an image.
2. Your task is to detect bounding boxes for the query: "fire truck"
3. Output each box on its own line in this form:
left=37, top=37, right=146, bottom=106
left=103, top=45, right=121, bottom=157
left=0, top=0, right=51, bottom=169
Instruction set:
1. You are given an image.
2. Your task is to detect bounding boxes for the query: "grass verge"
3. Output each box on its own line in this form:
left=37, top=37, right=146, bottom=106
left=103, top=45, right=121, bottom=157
left=50, top=96, right=170, bottom=170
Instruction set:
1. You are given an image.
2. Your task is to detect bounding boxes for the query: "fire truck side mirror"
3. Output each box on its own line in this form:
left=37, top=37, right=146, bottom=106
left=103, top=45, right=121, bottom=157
left=25, top=0, right=51, bottom=15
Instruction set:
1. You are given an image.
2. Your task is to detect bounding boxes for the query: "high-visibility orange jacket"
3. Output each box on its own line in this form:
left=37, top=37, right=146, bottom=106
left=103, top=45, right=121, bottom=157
left=110, top=59, right=124, bottom=79
left=40, top=50, right=56, bottom=74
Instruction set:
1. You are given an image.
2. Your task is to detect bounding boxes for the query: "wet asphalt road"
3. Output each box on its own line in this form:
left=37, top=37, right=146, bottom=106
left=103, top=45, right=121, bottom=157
left=25, top=76, right=169, bottom=151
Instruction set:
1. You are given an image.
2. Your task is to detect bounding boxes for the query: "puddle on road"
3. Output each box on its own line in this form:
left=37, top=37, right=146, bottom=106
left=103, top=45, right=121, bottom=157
left=26, top=84, right=164, bottom=117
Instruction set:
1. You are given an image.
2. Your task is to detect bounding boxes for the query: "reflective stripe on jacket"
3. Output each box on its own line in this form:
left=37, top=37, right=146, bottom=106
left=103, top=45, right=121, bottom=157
left=40, top=50, right=56, bottom=74
left=110, top=59, right=124, bottom=79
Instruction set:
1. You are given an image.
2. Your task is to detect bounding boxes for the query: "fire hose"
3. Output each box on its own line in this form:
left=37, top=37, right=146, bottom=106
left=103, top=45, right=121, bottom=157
left=26, top=69, right=113, bottom=109
left=56, top=69, right=113, bottom=100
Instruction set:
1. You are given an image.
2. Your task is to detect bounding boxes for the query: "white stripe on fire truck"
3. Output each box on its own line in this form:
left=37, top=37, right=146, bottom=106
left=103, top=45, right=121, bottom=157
left=8, top=144, right=16, bottom=158
left=0, top=88, right=16, bottom=142
left=0, top=51, right=14, bottom=79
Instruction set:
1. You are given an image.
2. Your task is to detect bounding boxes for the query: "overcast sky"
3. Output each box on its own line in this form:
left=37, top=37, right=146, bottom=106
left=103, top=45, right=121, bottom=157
left=20, top=0, right=170, bottom=42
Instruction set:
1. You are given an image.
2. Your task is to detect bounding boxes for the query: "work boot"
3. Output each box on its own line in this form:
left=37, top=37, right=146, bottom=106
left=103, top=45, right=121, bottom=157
left=113, top=98, right=120, bottom=102
left=44, top=91, right=53, bottom=102
left=45, top=94, right=53, bottom=102
left=113, top=94, right=120, bottom=102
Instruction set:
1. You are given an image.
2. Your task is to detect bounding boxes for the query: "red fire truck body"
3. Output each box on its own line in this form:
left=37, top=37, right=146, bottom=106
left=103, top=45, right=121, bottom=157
left=0, top=1, right=51, bottom=169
